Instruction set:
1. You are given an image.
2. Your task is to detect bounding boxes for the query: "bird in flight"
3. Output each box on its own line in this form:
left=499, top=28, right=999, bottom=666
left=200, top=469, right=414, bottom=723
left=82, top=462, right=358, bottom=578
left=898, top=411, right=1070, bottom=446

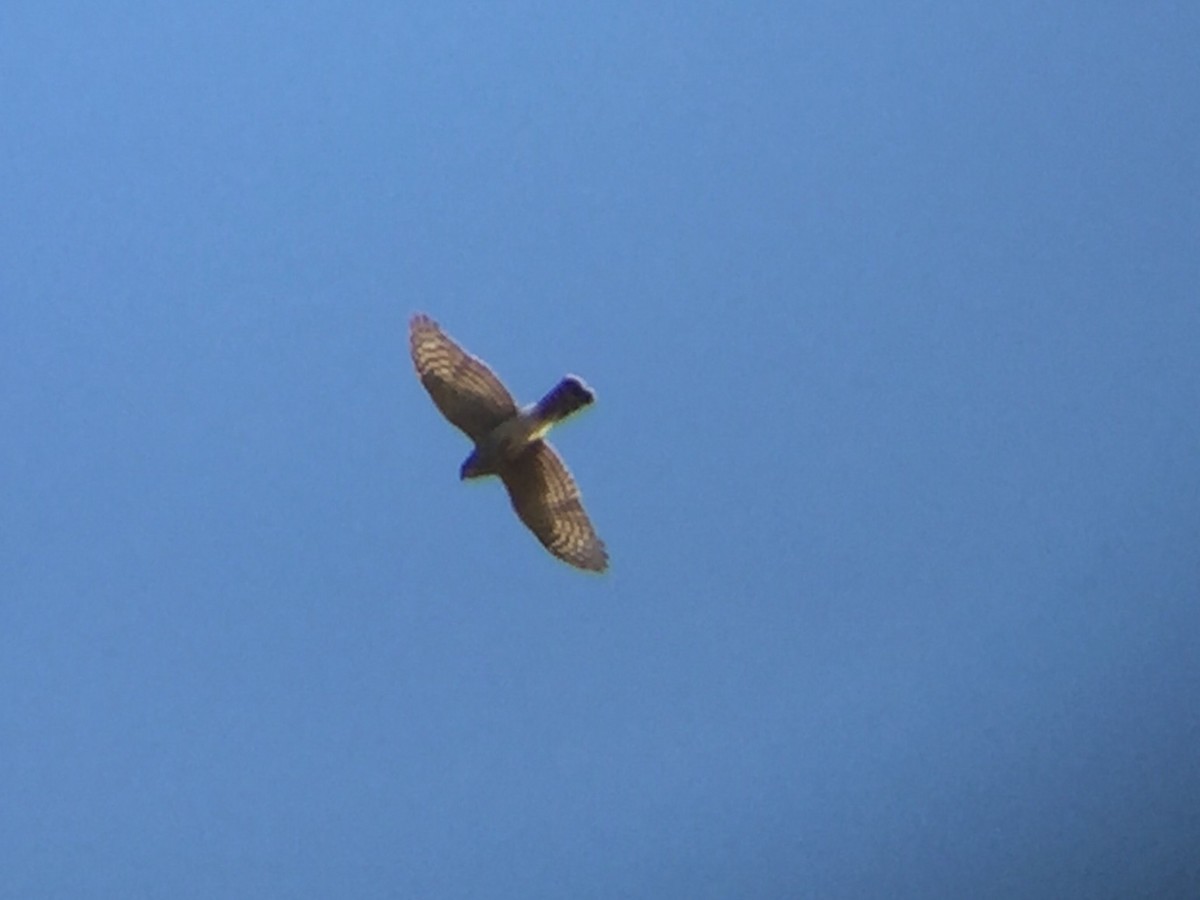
left=409, top=313, right=608, bottom=572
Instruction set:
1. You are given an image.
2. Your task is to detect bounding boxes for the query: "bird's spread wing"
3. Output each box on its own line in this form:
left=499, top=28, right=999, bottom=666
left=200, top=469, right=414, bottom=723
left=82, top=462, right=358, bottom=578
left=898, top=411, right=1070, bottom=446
left=409, top=314, right=518, bottom=441
left=500, top=442, right=608, bottom=572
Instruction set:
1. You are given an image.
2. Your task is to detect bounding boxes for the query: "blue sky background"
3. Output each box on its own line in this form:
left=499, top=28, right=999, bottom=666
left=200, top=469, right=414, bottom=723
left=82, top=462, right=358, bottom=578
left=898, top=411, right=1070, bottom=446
left=3, top=4, right=1198, bottom=897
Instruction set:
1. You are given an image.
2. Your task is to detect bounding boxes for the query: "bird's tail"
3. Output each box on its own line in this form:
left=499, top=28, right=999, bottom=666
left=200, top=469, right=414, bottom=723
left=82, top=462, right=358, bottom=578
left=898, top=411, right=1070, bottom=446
left=533, top=376, right=594, bottom=425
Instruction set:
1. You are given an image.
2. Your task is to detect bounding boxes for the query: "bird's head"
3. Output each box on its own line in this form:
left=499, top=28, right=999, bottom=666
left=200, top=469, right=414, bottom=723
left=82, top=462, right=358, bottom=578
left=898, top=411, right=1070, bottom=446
left=460, top=450, right=485, bottom=480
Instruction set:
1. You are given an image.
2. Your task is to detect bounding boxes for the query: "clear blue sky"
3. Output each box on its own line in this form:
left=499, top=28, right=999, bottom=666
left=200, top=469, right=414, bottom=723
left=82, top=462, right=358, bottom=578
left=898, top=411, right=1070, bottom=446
left=3, top=4, right=1198, bottom=897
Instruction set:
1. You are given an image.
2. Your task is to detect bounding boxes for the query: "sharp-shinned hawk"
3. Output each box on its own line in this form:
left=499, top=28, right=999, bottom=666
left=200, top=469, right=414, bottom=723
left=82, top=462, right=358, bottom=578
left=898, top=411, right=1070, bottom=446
left=409, top=313, right=608, bottom=572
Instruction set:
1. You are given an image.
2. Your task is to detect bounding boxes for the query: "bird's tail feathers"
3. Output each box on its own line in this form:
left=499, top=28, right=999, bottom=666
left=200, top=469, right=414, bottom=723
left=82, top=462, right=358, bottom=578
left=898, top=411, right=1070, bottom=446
left=533, top=376, right=594, bottom=425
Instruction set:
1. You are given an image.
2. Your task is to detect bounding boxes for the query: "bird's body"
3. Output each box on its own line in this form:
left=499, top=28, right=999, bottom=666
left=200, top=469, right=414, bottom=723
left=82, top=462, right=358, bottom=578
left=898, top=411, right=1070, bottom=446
left=461, top=377, right=595, bottom=479
left=409, top=314, right=608, bottom=572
